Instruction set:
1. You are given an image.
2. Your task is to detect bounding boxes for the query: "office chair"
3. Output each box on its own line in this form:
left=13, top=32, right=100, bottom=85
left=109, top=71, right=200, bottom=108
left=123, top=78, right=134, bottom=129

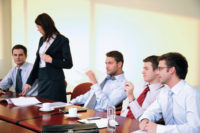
left=66, top=82, right=92, bottom=100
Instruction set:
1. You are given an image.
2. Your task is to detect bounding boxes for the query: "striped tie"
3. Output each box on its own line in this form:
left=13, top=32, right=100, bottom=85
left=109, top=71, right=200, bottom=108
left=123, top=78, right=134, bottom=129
left=164, top=90, right=174, bottom=125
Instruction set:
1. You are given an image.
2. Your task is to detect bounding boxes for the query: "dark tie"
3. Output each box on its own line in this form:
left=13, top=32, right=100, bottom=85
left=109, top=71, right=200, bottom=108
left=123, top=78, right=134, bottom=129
left=15, top=68, right=22, bottom=93
left=100, top=75, right=116, bottom=89
left=126, top=86, right=150, bottom=119
left=137, top=86, right=150, bottom=106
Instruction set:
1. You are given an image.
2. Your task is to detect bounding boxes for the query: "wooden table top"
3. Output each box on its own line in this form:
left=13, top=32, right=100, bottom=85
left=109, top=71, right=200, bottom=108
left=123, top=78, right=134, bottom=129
left=0, top=92, right=139, bottom=133
left=0, top=120, right=37, bottom=133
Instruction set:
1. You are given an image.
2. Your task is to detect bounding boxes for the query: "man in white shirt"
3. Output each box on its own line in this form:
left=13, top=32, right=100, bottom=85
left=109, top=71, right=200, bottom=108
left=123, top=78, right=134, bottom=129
left=0, top=44, right=38, bottom=96
left=121, top=55, right=163, bottom=120
left=139, top=52, right=200, bottom=133
left=71, top=51, right=126, bottom=111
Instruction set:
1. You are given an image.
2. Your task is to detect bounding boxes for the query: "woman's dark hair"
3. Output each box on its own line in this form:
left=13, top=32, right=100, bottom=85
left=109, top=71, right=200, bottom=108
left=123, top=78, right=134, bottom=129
left=35, top=13, right=60, bottom=42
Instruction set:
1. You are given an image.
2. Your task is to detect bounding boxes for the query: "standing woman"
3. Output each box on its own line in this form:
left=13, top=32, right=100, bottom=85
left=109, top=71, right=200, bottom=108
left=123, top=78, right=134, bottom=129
left=23, top=13, right=73, bottom=102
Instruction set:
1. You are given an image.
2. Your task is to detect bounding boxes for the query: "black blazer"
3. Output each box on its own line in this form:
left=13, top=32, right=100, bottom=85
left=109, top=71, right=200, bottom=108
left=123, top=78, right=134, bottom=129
left=27, top=34, right=73, bottom=85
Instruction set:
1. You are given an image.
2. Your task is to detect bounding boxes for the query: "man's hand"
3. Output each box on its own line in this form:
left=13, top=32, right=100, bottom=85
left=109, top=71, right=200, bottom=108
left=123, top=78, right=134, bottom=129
left=21, top=84, right=32, bottom=96
left=124, top=82, right=135, bottom=102
left=139, top=119, right=149, bottom=131
left=86, top=70, right=97, bottom=84
left=42, top=54, right=52, bottom=63
left=146, top=121, right=157, bottom=133
left=0, top=89, right=6, bottom=95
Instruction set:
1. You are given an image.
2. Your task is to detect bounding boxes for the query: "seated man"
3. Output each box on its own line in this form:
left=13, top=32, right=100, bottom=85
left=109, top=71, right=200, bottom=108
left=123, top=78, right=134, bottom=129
left=71, top=51, right=126, bottom=111
left=139, top=52, right=200, bottom=133
left=0, top=44, right=38, bottom=96
left=121, top=55, right=164, bottom=120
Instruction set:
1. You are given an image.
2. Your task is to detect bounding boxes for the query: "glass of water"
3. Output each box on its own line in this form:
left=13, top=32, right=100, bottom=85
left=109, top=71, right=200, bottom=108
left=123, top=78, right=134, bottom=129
left=107, top=105, right=116, bottom=132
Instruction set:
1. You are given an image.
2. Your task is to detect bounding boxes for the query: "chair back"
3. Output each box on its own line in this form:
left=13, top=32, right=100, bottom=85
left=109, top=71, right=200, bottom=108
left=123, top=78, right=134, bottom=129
left=115, top=101, right=123, bottom=115
left=0, top=79, right=2, bottom=82
left=71, top=82, right=92, bottom=100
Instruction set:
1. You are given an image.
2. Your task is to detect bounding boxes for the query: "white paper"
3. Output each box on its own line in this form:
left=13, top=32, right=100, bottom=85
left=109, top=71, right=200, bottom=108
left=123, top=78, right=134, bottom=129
left=78, top=118, right=119, bottom=129
left=36, top=102, right=71, bottom=108
left=132, top=130, right=147, bottom=133
left=50, top=102, right=71, bottom=108
left=10, top=97, right=41, bottom=106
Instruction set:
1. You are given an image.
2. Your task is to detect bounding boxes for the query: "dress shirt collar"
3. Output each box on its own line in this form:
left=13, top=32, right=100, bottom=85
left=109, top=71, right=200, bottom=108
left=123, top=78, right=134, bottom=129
left=145, top=82, right=164, bottom=92
left=15, top=62, right=28, bottom=70
left=106, top=72, right=125, bottom=81
left=171, top=79, right=184, bottom=95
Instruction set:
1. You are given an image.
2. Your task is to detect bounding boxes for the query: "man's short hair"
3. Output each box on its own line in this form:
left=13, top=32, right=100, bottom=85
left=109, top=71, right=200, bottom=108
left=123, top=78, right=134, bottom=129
left=158, top=52, right=188, bottom=79
left=106, top=51, right=124, bottom=67
left=12, top=44, right=27, bottom=56
left=143, top=55, right=159, bottom=71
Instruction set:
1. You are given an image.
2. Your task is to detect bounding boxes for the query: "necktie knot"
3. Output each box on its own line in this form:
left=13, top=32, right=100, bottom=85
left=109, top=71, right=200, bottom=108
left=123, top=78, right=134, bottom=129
left=106, top=75, right=116, bottom=80
left=18, top=68, right=22, bottom=73
left=168, top=90, right=174, bottom=97
left=144, top=86, right=150, bottom=93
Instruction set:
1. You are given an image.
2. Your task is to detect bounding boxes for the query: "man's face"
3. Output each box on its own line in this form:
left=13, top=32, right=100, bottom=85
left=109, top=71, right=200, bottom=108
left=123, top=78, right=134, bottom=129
left=158, top=60, right=171, bottom=85
left=142, top=62, right=158, bottom=83
left=105, top=57, right=121, bottom=76
left=12, top=49, right=27, bottom=67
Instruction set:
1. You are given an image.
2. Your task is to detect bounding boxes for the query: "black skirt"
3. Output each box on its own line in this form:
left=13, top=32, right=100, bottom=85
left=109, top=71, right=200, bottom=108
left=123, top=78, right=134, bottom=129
left=38, top=68, right=66, bottom=102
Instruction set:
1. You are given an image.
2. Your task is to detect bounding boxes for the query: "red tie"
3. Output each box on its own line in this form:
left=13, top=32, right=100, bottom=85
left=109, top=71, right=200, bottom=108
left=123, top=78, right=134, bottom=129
left=126, top=86, right=150, bottom=119
left=126, top=106, right=135, bottom=119
left=137, top=86, right=150, bottom=106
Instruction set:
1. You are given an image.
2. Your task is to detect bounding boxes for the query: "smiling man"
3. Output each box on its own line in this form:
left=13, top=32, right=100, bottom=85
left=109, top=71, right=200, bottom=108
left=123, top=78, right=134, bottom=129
left=71, top=50, right=126, bottom=111
left=121, top=55, right=164, bottom=120
left=0, top=44, right=38, bottom=96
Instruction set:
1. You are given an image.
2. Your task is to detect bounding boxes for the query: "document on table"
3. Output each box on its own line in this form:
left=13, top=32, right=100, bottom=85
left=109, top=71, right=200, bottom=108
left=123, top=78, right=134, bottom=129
left=78, top=118, right=119, bottom=129
left=10, top=97, right=41, bottom=106
left=36, top=102, right=71, bottom=108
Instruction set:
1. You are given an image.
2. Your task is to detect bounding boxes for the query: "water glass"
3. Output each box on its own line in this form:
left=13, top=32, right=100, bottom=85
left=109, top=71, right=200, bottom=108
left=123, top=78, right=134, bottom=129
left=107, top=105, right=116, bottom=132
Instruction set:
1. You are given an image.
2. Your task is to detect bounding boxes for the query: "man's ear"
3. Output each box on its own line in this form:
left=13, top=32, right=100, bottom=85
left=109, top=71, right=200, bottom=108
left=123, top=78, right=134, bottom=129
left=169, top=66, right=175, bottom=74
left=118, top=61, right=123, bottom=68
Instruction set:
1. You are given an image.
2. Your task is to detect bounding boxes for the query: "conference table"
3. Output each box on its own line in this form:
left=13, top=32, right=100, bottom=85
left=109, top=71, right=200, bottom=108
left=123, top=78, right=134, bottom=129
left=0, top=91, right=139, bottom=133
left=0, top=120, right=36, bottom=133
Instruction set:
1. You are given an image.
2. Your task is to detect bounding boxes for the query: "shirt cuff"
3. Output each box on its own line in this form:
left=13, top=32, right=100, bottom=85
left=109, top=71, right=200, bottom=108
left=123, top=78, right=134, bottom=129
left=70, top=99, right=76, bottom=104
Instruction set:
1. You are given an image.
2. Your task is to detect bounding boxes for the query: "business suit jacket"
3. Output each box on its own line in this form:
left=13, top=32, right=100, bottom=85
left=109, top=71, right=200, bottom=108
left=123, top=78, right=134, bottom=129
left=27, top=34, right=73, bottom=85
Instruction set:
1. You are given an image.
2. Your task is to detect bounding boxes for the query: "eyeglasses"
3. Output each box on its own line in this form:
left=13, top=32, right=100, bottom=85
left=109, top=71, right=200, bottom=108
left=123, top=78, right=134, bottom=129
left=158, top=66, right=170, bottom=71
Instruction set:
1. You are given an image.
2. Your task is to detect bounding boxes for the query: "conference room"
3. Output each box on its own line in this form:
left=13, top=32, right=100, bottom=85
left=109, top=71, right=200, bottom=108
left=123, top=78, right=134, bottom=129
left=0, top=0, right=200, bottom=133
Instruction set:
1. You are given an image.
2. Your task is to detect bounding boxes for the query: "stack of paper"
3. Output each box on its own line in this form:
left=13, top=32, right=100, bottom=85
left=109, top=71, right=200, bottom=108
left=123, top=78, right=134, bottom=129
left=36, top=102, right=70, bottom=108
left=10, top=97, right=41, bottom=106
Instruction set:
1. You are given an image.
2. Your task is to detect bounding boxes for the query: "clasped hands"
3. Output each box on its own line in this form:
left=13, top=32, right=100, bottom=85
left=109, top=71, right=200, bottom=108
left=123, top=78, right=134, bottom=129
left=139, top=119, right=157, bottom=133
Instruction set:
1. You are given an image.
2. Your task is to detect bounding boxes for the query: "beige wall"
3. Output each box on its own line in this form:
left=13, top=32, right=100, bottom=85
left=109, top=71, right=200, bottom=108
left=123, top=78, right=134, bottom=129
left=0, top=0, right=12, bottom=78
left=1, top=0, right=200, bottom=90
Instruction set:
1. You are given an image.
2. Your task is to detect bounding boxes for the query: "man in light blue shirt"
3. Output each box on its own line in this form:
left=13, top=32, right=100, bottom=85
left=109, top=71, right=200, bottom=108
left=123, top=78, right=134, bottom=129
left=139, top=52, right=200, bottom=133
left=0, top=44, right=38, bottom=96
left=71, top=51, right=126, bottom=111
